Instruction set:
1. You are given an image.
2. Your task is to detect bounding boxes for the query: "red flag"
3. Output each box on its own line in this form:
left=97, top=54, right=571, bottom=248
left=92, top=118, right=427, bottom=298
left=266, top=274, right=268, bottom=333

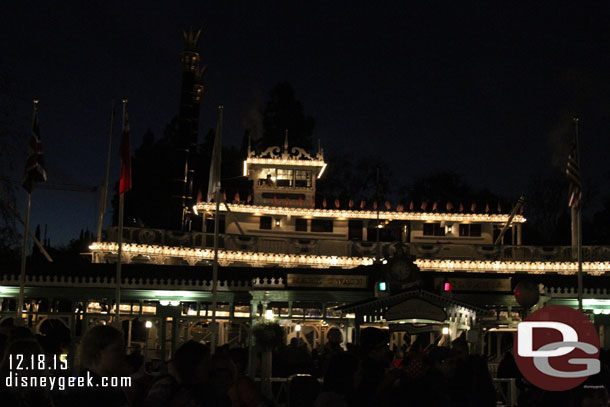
left=360, top=200, right=366, bottom=209
left=22, top=100, right=47, bottom=193
left=119, top=100, right=131, bottom=195
left=334, top=198, right=340, bottom=208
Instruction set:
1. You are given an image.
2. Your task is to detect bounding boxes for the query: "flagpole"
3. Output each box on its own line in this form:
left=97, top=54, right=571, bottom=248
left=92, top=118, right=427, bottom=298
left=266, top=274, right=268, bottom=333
left=115, top=99, right=128, bottom=328
left=210, top=188, right=220, bottom=354
left=17, top=99, right=44, bottom=323
left=116, top=192, right=124, bottom=326
left=210, top=105, right=224, bottom=354
left=97, top=100, right=115, bottom=244
left=574, top=117, right=583, bottom=312
left=376, top=167, right=381, bottom=263
left=17, top=191, right=31, bottom=322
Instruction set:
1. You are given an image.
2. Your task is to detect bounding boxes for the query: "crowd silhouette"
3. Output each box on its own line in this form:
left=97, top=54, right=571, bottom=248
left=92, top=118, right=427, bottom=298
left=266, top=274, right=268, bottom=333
left=0, top=323, right=609, bottom=407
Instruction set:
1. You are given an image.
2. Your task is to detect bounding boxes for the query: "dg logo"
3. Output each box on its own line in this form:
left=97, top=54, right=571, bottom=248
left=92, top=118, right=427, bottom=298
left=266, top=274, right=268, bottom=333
left=515, top=305, right=600, bottom=391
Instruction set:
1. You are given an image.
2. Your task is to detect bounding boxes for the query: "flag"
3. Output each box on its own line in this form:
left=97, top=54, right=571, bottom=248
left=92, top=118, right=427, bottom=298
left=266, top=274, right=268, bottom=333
left=22, top=101, right=47, bottom=193
left=566, top=136, right=582, bottom=208
left=119, top=101, right=132, bottom=195
left=207, top=106, right=224, bottom=202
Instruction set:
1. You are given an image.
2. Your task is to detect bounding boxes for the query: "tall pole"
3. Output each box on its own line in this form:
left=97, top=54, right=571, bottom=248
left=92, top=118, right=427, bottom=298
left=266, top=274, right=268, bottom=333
left=97, top=100, right=115, bottom=243
left=210, top=188, right=220, bottom=354
left=376, top=167, right=381, bottom=262
left=577, top=202, right=583, bottom=311
left=574, top=117, right=583, bottom=312
left=116, top=192, right=124, bottom=326
left=115, top=99, right=128, bottom=328
left=17, top=192, right=32, bottom=321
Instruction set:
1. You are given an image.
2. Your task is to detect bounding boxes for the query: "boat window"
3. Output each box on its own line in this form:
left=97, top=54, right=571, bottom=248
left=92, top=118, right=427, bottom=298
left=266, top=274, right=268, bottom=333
left=311, top=219, right=333, bottom=233
left=259, top=216, right=272, bottom=230
left=295, top=170, right=312, bottom=188
left=423, top=223, right=445, bottom=236
left=459, top=223, right=482, bottom=237
left=295, top=218, right=308, bottom=232
left=258, top=168, right=276, bottom=186
left=276, top=169, right=294, bottom=187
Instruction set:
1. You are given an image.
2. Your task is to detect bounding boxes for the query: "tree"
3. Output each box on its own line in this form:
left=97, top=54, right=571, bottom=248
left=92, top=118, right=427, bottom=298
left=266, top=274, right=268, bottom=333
left=316, top=152, right=393, bottom=208
left=398, top=171, right=509, bottom=212
left=0, top=71, right=24, bottom=266
left=257, top=82, right=315, bottom=151
left=112, top=122, right=176, bottom=229
left=521, top=173, right=571, bottom=245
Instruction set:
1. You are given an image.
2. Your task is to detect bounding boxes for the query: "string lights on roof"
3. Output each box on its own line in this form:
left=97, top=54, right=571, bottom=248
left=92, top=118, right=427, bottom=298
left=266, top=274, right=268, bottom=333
left=414, top=258, right=610, bottom=276
left=194, top=202, right=526, bottom=223
left=89, top=242, right=374, bottom=269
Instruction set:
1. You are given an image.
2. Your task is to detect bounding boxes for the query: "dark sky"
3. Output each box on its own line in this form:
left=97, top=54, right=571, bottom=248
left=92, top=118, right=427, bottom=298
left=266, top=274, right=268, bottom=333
left=2, top=1, right=610, bottom=245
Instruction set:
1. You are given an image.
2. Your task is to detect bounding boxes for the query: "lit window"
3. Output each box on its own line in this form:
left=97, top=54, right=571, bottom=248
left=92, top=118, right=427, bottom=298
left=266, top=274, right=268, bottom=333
left=295, top=170, right=312, bottom=188
left=258, top=168, right=276, bottom=186
left=276, top=169, right=294, bottom=187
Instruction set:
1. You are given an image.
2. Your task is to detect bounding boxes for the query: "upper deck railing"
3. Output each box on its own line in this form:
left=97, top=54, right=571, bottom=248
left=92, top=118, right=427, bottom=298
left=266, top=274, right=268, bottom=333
left=104, top=227, right=610, bottom=263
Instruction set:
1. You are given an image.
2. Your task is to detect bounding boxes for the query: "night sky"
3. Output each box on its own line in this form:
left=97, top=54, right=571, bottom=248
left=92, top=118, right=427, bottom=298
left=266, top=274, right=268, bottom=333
left=2, top=1, right=610, bottom=245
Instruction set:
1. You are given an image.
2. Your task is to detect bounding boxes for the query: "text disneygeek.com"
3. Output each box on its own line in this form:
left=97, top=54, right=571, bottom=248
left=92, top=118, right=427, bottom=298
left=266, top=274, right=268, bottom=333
left=5, top=371, right=132, bottom=391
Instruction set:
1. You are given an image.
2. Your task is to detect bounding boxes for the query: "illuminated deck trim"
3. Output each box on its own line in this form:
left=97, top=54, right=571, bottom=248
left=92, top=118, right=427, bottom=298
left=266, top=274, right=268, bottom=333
left=195, top=202, right=526, bottom=223
left=415, top=258, right=610, bottom=276
left=89, top=242, right=374, bottom=269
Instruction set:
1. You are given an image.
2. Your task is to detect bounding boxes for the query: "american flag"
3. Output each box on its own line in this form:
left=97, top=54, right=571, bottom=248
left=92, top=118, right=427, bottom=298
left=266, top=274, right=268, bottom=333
left=566, top=121, right=582, bottom=208
left=119, top=100, right=132, bottom=195
left=22, top=101, right=47, bottom=193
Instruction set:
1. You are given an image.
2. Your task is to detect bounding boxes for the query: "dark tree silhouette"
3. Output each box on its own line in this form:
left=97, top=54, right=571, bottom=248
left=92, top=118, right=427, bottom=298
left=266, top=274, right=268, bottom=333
left=112, top=122, right=176, bottom=230
left=398, top=171, right=509, bottom=213
left=257, top=82, right=315, bottom=151
left=316, top=153, right=393, bottom=208
left=520, top=174, right=571, bottom=245
left=0, top=72, right=24, bottom=266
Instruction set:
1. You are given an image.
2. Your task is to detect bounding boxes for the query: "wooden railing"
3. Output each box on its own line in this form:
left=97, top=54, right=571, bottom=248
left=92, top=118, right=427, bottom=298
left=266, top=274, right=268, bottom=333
left=105, top=227, right=610, bottom=262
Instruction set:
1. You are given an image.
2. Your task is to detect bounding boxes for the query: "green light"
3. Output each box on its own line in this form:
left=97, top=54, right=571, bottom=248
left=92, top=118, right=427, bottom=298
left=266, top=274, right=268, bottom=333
left=583, top=299, right=610, bottom=306
left=378, top=282, right=387, bottom=292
